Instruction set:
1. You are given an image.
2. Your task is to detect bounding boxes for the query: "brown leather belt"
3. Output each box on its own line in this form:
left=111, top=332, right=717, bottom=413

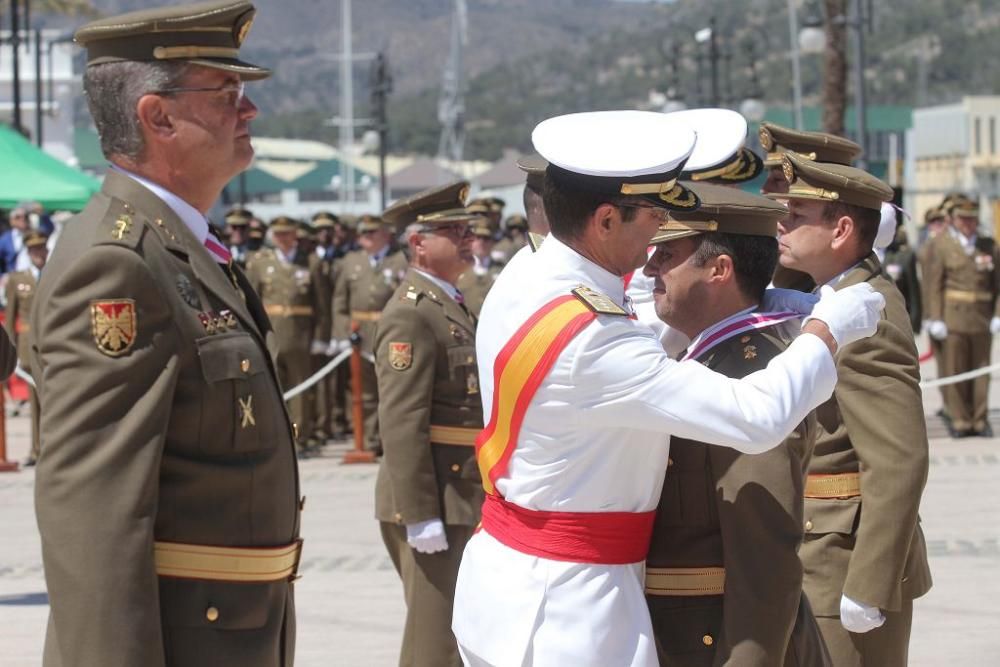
left=265, top=304, right=314, bottom=317
left=804, top=472, right=861, bottom=499
left=429, top=425, right=479, bottom=446
left=645, top=567, right=725, bottom=596
left=154, top=539, right=303, bottom=582
left=945, top=289, right=994, bottom=304
left=351, top=310, right=382, bottom=322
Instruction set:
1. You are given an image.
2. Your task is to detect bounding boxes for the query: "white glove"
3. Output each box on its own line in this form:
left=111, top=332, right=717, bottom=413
left=927, top=320, right=948, bottom=341
left=762, top=287, right=819, bottom=315
left=840, top=594, right=885, bottom=633
left=310, top=340, right=328, bottom=355
left=991, top=317, right=1000, bottom=335
left=327, top=339, right=351, bottom=355
left=405, top=518, right=448, bottom=554
left=803, top=284, right=885, bottom=349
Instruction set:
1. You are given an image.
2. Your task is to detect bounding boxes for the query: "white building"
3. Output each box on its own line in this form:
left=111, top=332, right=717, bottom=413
left=0, top=29, right=78, bottom=164
left=907, top=96, right=1000, bottom=236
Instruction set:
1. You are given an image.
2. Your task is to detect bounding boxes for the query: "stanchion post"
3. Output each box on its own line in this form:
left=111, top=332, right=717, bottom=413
left=343, top=322, right=376, bottom=464
left=0, top=384, right=20, bottom=472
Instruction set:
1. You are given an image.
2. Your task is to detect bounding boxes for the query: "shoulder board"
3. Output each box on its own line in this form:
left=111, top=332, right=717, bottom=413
left=571, top=285, right=628, bottom=316
left=528, top=232, right=546, bottom=253
left=398, top=283, right=425, bottom=305
left=93, top=199, right=145, bottom=250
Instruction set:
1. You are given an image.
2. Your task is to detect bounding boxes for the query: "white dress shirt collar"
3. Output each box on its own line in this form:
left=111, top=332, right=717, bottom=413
left=368, top=245, right=390, bottom=267
left=948, top=225, right=977, bottom=255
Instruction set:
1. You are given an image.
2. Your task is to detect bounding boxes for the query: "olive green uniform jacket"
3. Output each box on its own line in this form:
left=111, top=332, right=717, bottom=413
left=647, top=324, right=829, bottom=667
left=332, top=247, right=409, bottom=449
left=5, top=268, right=40, bottom=458
left=923, top=232, right=1000, bottom=431
left=456, top=258, right=504, bottom=318
left=800, top=253, right=932, bottom=662
left=245, top=248, right=330, bottom=354
left=374, top=269, right=484, bottom=667
left=31, top=171, right=301, bottom=667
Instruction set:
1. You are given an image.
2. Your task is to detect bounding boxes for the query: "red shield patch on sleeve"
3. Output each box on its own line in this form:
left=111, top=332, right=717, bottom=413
left=91, top=299, right=137, bottom=357
left=388, top=341, right=412, bottom=370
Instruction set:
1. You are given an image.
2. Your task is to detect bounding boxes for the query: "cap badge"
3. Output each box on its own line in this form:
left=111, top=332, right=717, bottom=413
left=389, top=341, right=412, bottom=370
left=236, top=16, right=254, bottom=46
left=782, top=156, right=796, bottom=185
left=91, top=299, right=136, bottom=357
left=759, top=126, right=774, bottom=151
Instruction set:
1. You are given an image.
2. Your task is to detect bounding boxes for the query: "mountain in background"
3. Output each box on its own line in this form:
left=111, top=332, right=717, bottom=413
left=53, top=0, right=1000, bottom=160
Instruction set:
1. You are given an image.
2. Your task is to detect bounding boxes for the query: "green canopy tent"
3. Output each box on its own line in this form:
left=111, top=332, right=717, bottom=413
left=223, top=166, right=290, bottom=200
left=0, top=125, right=101, bottom=210
left=290, top=158, right=374, bottom=194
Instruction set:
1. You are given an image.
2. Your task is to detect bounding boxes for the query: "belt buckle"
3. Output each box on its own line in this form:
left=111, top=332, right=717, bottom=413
left=289, top=538, right=305, bottom=582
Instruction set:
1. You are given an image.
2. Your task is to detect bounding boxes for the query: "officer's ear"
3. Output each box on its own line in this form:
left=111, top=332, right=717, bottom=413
left=708, top=253, right=735, bottom=285
left=136, top=93, right=177, bottom=143
left=591, top=203, right=621, bottom=239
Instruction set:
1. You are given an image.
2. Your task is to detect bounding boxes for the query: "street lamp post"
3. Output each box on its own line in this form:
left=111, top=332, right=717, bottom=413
left=850, top=0, right=868, bottom=170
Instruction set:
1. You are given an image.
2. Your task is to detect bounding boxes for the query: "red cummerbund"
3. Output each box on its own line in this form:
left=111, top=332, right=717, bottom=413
left=480, top=493, right=656, bottom=565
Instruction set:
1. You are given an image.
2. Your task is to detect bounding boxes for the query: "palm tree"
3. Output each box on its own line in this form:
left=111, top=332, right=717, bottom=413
left=822, top=0, right=847, bottom=136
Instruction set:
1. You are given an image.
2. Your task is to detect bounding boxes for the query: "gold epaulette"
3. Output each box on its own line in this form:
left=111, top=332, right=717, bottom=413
left=527, top=232, right=546, bottom=252
left=571, top=285, right=628, bottom=316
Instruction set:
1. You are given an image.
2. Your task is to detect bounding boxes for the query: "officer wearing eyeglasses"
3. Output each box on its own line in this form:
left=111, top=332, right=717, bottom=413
left=31, top=3, right=302, bottom=666
left=373, top=181, right=486, bottom=667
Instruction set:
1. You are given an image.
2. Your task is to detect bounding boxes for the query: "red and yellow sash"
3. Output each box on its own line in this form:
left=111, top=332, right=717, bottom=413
left=476, top=295, right=596, bottom=495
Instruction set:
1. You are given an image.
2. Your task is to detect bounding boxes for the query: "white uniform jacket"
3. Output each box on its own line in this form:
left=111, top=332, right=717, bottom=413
left=453, top=236, right=837, bottom=667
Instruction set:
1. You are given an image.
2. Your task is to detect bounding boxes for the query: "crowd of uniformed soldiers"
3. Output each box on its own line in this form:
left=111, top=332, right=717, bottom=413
left=201, top=196, right=523, bottom=457
left=11, top=1, right=998, bottom=666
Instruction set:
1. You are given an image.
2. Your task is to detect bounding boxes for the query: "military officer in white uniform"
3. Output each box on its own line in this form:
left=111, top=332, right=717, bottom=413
left=452, top=110, right=886, bottom=667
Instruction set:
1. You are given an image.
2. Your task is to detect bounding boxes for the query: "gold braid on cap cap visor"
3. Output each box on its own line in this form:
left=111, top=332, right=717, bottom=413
left=416, top=208, right=474, bottom=223
left=154, top=45, right=240, bottom=60
left=765, top=149, right=817, bottom=167
left=619, top=179, right=698, bottom=209
left=658, top=220, right=719, bottom=234
left=689, top=155, right=743, bottom=182
left=720, top=152, right=759, bottom=181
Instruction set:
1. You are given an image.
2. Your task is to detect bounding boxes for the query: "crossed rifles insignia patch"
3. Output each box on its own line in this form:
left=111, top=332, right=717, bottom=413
left=91, top=299, right=137, bottom=357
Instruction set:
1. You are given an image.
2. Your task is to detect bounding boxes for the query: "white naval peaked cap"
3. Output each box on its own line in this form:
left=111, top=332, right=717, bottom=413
left=668, top=108, right=747, bottom=172
left=531, top=110, right=700, bottom=211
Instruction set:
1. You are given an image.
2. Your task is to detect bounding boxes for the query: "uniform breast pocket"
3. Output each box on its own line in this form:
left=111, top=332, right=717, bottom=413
left=197, top=333, right=278, bottom=456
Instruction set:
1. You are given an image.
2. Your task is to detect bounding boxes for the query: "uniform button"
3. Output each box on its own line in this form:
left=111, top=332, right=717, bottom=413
left=206, top=606, right=220, bottom=622
left=241, top=358, right=251, bottom=373
left=466, top=356, right=474, bottom=364
left=702, top=634, right=713, bottom=647
left=293, top=423, right=299, bottom=440
left=394, top=512, right=403, bottom=523
left=450, top=464, right=461, bottom=472
left=804, top=520, right=814, bottom=532
left=667, top=458, right=674, bottom=467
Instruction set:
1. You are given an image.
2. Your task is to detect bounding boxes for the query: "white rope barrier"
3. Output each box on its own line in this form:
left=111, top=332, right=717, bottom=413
left=282, top=348, right=353, bottom=401
left=14, top=365, right=35, bottom=389
left=919, top=361, right=1000, bottom=390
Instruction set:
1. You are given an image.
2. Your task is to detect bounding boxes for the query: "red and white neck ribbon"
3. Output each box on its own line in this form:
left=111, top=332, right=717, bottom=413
left=204, top=236, right=232, bottom=264
left=681, top=310, right=800, bottom=362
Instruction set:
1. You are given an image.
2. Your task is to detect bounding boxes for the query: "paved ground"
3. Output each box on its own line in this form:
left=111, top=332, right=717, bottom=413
left=1, top=336, right=998, bottom=665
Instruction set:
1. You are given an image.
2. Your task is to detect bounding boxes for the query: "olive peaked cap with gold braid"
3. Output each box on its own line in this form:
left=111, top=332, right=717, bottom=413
left=74, top=0, right=270, bottom=80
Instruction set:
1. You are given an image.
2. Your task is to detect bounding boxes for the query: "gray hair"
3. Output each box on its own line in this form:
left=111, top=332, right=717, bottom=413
left=83, top=61, right=190, bottom=161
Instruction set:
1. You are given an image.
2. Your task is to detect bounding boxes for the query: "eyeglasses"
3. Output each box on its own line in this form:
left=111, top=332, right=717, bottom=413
left=421, top=223, right=473, bottom=239
left=155, top=80, right=246, bottom=109
left=617, top=202, right=670, bottom=222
